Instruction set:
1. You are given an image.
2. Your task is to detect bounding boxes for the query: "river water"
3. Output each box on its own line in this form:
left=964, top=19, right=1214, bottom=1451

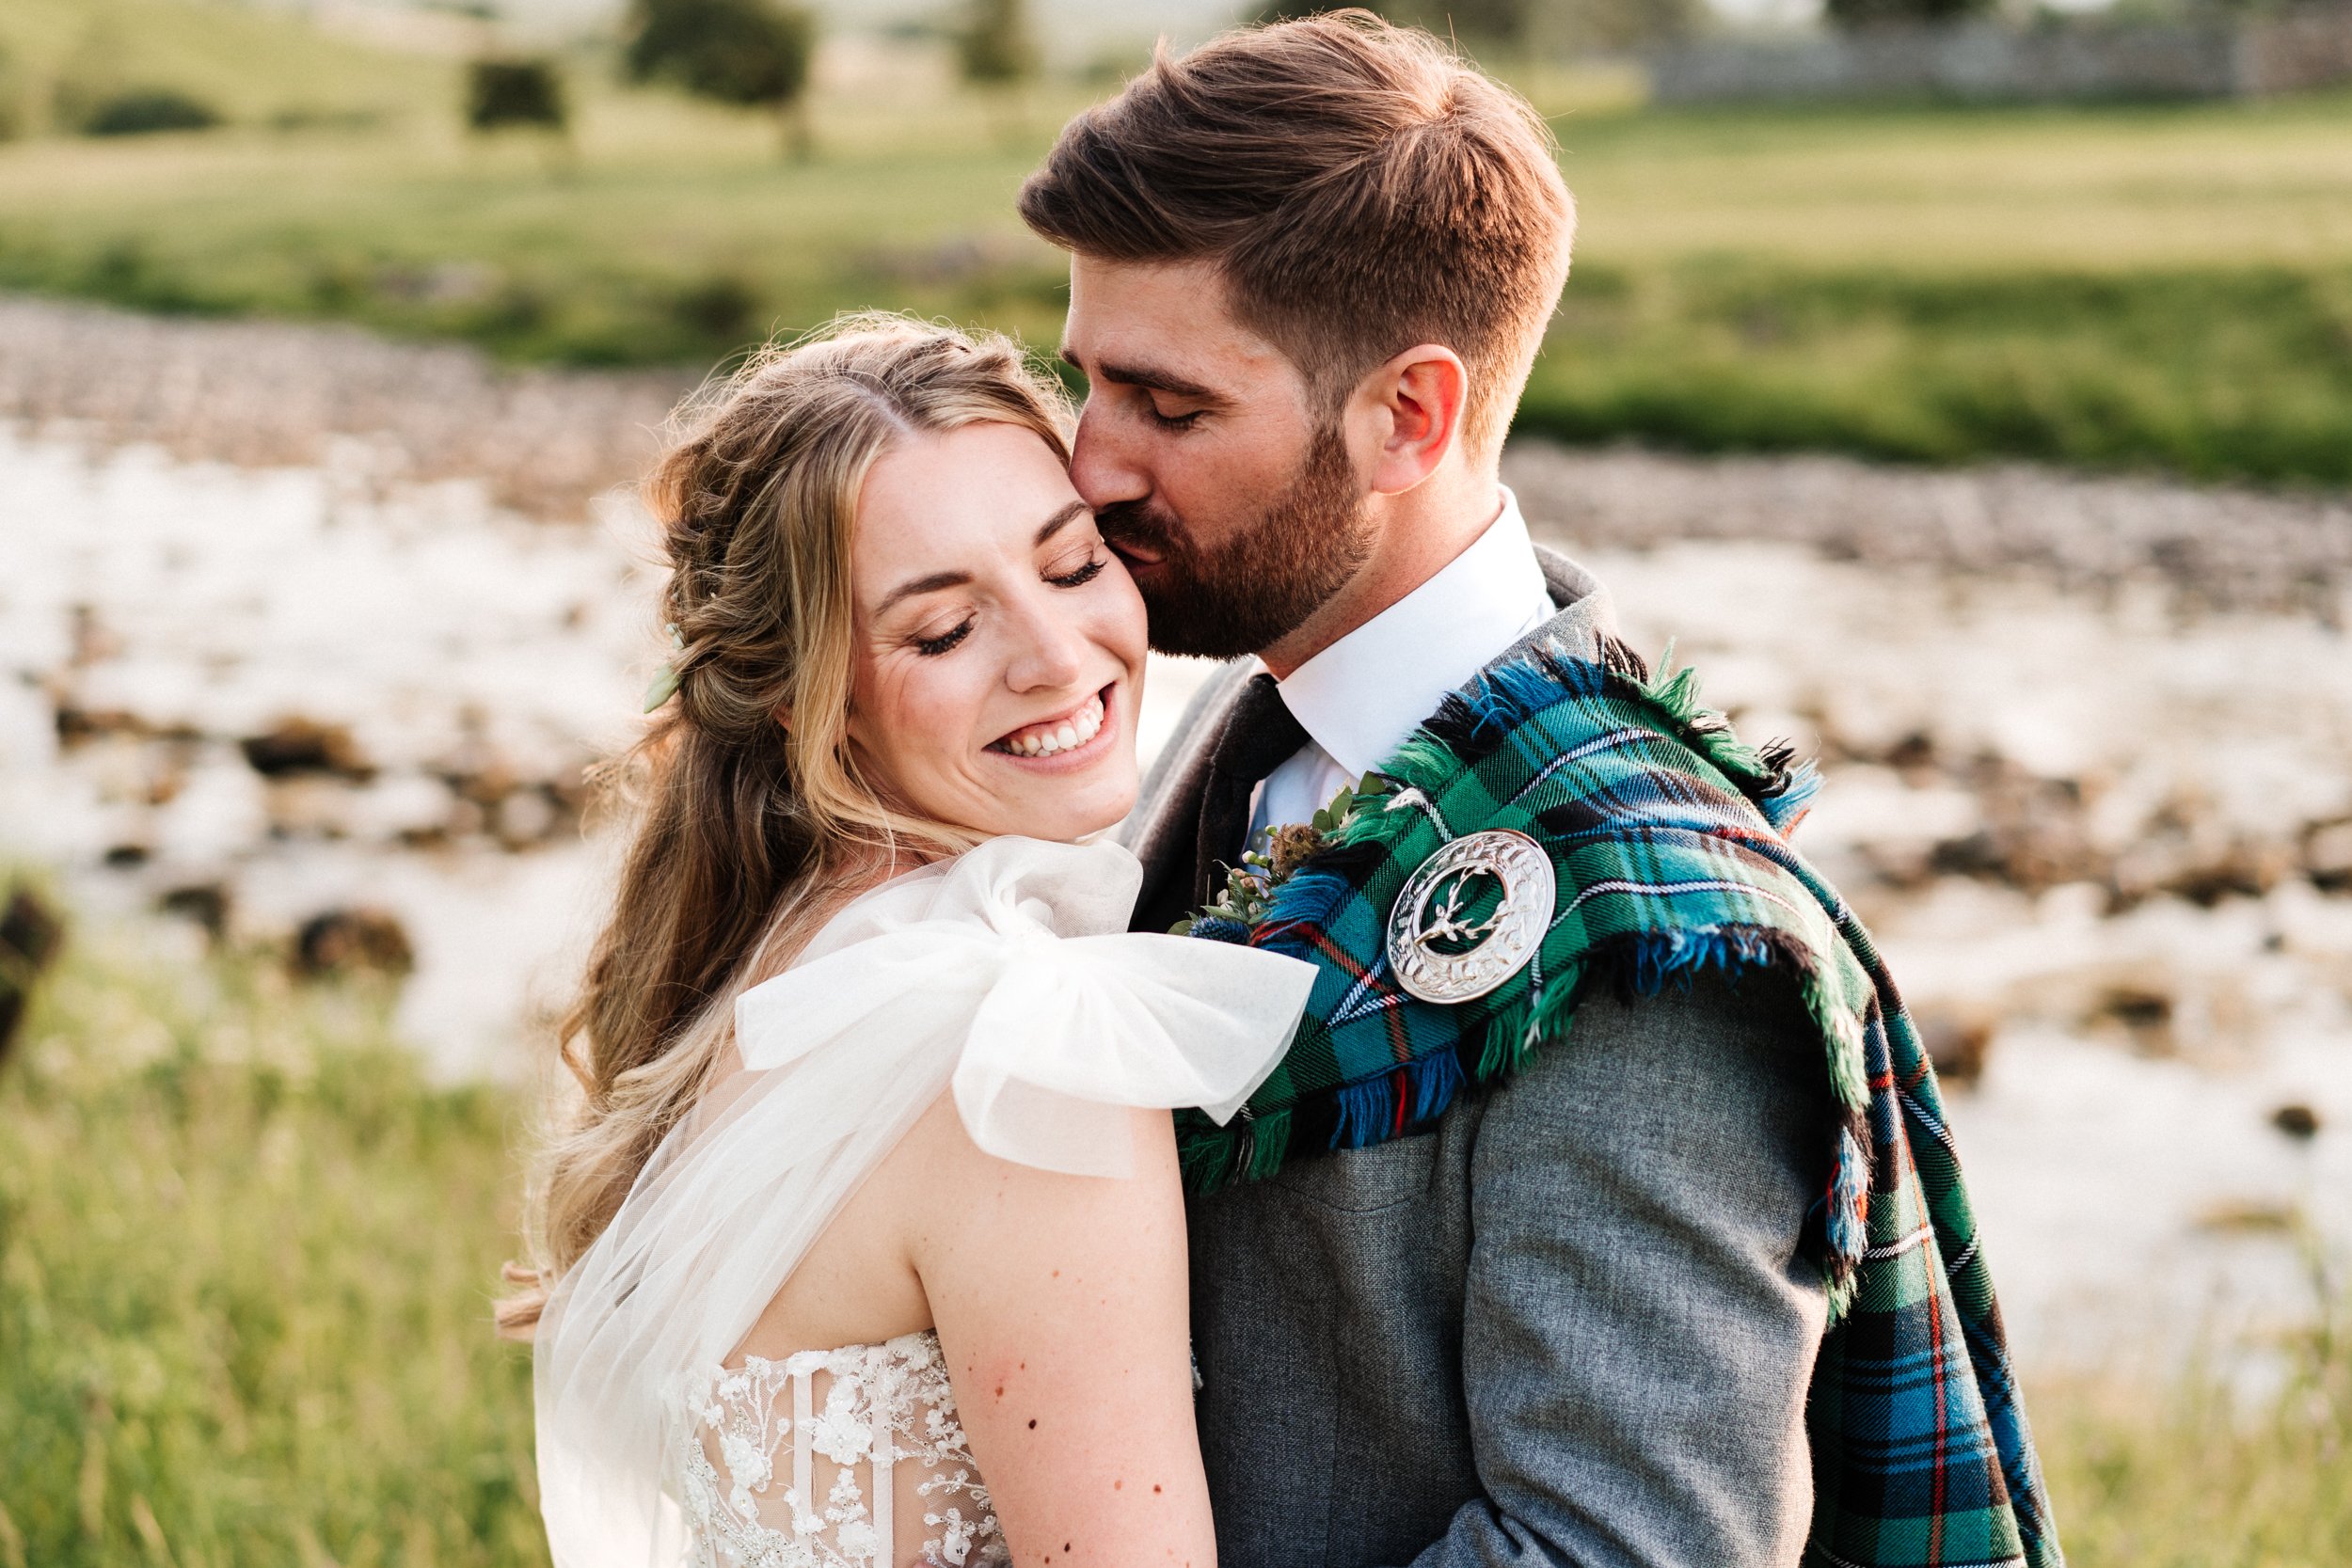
left=5, top=331, right=2350, bottom=1376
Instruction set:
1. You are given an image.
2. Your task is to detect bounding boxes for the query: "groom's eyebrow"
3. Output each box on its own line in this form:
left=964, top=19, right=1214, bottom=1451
left=1058, top=348, right=1223, bottom=405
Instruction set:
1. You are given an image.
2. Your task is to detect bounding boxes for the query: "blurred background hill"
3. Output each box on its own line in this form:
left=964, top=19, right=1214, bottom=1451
left=0, top=0, right=2346, bottom=482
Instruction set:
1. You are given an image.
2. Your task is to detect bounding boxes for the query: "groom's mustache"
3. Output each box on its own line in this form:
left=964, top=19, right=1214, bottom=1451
left=1093, top=499, right=1183, bottom=567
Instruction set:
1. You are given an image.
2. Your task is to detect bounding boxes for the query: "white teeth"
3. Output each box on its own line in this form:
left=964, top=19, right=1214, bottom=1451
left=1002, top=694, right=1105, bottom=758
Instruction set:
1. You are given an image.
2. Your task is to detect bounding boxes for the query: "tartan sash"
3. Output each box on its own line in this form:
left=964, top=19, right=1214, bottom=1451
left=1174, top=637, right=2062, bottom=1568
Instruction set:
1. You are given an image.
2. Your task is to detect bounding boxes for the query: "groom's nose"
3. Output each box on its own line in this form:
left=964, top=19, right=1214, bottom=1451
left=1068, top=404, right=1152, bottom=512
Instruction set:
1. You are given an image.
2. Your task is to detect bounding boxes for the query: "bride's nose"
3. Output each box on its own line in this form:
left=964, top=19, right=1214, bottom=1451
left=1001, top=595, right=1090, bottom=694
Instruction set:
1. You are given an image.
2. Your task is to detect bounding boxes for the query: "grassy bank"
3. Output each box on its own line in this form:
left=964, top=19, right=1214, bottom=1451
left=0, top=927, right=546, bottom=1568
left=2038, top=1309, right=2352, bottom=1568
left=1529, top=261, right=2352, bottom=485
left=3, top=4, right=2351, bottom=483
left=2, top=917, right=2349, bottom=1564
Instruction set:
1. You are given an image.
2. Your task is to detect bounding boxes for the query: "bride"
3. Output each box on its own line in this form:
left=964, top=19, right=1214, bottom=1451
left=498, top=316, right=1314, bottom=1567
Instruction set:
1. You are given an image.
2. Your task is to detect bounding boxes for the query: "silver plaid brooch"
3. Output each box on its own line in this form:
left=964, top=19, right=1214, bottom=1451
left=1384, top=829, right=1556, bottom=1004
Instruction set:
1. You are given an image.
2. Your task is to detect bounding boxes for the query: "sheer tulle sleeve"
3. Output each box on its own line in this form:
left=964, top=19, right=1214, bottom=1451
left=533, top=835, right=1312, bottom=1568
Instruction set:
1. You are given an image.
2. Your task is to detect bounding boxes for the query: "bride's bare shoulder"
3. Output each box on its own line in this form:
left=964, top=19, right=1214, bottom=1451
left=883, top=1085, right=1182, bottom=1244
left=891, top=1085, right=1212, bottom=1558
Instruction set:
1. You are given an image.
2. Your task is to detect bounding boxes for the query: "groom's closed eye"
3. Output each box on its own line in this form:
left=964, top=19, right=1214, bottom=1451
left=1144, top=403, right=1205, bottom=432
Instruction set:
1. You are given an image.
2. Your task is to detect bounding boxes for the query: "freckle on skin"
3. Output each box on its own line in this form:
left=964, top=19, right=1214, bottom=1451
left=1028, top=1418, right=1038, bottom=1429
left=1152, top=1484, right=1162, bottom=1494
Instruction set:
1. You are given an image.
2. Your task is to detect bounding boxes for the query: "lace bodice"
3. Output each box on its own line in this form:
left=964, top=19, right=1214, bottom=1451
left=679, top=1331, right=1006, bottom=1568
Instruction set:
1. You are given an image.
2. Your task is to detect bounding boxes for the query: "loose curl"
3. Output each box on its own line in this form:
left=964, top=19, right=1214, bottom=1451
left=498, top=316, right=1074, bottom=1338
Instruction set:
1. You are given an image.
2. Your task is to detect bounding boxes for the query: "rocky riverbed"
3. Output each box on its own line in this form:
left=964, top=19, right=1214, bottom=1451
left=4, top=295, right=2347, bottom=1370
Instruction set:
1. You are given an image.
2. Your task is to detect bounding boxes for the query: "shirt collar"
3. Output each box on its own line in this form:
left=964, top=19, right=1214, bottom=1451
left=1269, top=486, right=1553, bottom=779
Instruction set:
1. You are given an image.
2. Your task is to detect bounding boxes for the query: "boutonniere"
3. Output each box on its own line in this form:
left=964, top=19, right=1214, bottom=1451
left=1175, top=775, right=1384, bottom=934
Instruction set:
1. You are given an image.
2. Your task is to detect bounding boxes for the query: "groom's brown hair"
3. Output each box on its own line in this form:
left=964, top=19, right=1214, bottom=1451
left=1018, top=8, right=1574, bottom=456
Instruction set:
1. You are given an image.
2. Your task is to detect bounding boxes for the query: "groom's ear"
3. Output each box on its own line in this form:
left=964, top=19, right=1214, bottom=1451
left=1356, top=343, right=1469, bottom=498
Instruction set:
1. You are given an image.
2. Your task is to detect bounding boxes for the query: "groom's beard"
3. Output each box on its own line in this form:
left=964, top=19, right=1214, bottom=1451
left=1097, top=422, right=1375, bottom=661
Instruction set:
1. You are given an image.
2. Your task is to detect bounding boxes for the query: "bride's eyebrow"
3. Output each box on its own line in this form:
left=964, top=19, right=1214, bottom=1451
left=874, top=570, right=969, bottom=617
left=1033, top=499, right=1089, bottom=547
left=872, top=503, right=1090, bottom=615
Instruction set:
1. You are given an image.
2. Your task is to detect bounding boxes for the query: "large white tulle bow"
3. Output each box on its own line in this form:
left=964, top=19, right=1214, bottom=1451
left=534, top=835, right=1312, bottom=1568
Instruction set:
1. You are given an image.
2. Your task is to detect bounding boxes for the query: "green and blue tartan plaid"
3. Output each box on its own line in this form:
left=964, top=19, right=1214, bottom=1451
left=1175, top=639, right=2061, bottom=1568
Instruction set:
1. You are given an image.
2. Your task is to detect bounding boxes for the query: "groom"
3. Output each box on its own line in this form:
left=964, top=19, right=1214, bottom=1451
left=1023, top=13, right=2057, bottom=1568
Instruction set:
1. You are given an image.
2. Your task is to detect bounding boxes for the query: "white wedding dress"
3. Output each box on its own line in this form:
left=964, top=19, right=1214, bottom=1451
left=534, top=836, right=1315, bottom=1568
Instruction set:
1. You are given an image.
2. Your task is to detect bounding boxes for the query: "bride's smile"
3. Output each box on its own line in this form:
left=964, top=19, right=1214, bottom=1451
left=986, top=682, right=1114, bottom=762
left=846, top=419, right=1148, bottom=845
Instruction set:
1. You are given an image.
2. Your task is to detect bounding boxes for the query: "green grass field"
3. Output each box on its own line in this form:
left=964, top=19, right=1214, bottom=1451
left=2, top=911, right=2348, bottom=1565
left=2, top=0, right=2350, bottom=484
left=0, top=924, right=544, bottom=1568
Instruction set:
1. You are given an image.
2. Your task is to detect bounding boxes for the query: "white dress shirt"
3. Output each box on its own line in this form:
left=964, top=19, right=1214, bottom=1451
left=1248, top=486, right=1553, bottom=839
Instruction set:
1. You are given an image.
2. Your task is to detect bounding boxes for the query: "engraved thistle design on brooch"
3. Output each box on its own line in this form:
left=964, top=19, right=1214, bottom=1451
left=1384, top=830, right=1557, bottom=1004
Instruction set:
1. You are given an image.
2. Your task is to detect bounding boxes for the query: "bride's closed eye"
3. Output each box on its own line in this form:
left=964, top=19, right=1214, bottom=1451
left=1046, top=557, right=1106, bottom=589
left=908, top=555, right=1099, bottom=657
left=913, top=619, right=975, bottom=657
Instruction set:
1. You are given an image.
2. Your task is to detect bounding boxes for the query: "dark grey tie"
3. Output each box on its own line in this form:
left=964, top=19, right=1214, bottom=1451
left=1192, top=673, right=1311, bottom=911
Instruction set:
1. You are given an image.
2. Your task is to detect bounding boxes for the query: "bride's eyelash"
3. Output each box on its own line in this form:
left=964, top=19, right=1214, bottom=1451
left=914, top=620, right=973, bottom=657
left=911, top=558, right=1097, bottom=655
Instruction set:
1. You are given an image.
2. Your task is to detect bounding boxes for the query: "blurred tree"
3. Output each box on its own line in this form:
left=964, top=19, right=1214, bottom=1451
left=1533, top=0, right=1704, bottom=52
left=625, top=0, right=818, bottom=159
left=465, top=57, right=569, bottom=135
left=0, top=46, right=23, bottom=141
left=81, top=87, right=223, bottom=136
left=1824, top=0, right=1994, bottom=28
left=958, top=0, right=1041, bottom=87
left=1415, top=0, right=1541, bottom=46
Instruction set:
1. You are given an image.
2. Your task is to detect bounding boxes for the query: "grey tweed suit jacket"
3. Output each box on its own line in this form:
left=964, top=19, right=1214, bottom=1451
left=1125, top=548, right=1835, bottom=1568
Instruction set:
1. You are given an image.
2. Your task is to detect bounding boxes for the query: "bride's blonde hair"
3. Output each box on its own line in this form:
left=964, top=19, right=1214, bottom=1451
left=498, top=316, right=1074, bottom=1338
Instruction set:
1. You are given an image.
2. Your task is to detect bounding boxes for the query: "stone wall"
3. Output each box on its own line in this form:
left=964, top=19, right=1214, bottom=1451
left=1648, top=7, right=2352, bottom=103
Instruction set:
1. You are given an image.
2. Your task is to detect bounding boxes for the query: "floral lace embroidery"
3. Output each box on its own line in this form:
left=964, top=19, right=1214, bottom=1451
left=679, top=1330, right=1005, bottom=1568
